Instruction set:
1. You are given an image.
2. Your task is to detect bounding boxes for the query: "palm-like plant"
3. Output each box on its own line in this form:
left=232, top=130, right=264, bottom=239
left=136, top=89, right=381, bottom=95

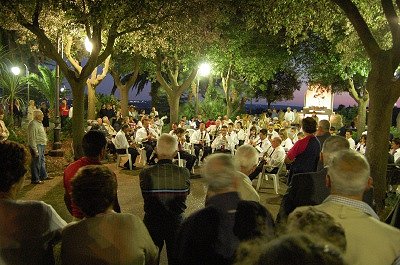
left=27, top=65, right=58, bottom=109
left=0, top=62, right=26, bottom=127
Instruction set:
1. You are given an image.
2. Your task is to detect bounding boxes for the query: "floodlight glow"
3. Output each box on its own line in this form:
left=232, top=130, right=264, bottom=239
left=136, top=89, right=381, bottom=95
left=198, top=63, right=211, bottom=77
left=11, top=66, right=21, bottom=75
left=84, top=37, right=93, bottom=53
left=60, top=86, right=66, bottom=93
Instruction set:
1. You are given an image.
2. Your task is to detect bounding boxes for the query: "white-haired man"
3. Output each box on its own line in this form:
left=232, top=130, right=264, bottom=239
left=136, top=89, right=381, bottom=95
left=294, top=150, right=400, bottom=265
left=140, top=133, right=190, bottom=265
left=28, top=110, right=53, bottom=184
left=176, top=154, right=241, bottom=265
left=234, top=145, right=260, bottom=202
left=277, top=136, right=349, bottom=223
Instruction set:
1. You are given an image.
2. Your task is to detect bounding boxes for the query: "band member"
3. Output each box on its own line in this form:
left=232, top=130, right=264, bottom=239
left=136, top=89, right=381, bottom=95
left=190, top=122, right=212, bottom=162
left=211, top=125, right=234, bottom=153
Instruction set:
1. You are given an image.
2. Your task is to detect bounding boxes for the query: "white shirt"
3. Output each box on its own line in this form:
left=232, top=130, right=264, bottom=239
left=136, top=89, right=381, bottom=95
left=211, top=134, right=234, bottom=151
left=347, top=138, right=356, bottom=150
left=228, top=131, right=239, bottom=146
left=255, top=138, right=271, bottom=158
left=236, top=171, right=260, bottom=202
left=114, top=130, right=129, bottom=150
left=236, top=129, right=246, bottom=141
left=68, top=107, right=73, bottom=118
left=264, top=145, right=285, bottom=169
left=284, top=111, right=295, bottom=123
left=190, top=129, right=211, bottom=146
left=281, top=138, right=294, bottom=152
left=393, top=149, right=400, bottom=163
left=135, top=126, right=158, bottom=143
left=267, top=130, right=279, bottom=140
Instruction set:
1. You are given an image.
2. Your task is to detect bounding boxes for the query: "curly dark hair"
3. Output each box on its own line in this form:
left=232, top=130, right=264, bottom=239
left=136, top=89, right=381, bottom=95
left=0, top=141, right=27, bottom=192
left=71, top=165, right=117, bottom=217
left=302, top=117, right=317, bottom=134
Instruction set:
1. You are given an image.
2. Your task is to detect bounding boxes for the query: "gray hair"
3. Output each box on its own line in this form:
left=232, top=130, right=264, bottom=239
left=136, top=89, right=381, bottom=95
left=234, top=144, right=259, bottom=172
left=318, top=120, right=331, bottom=132
left=203, top=153, right=238, bottom=193
left=328, top=150, right=370, bottom=196
left=156, top=133, right=178, bottom=157
left=322, top=136, right=350, bottom=165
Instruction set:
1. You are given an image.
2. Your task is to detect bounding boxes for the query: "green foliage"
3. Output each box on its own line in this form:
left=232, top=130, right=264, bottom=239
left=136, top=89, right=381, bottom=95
left=96, top=94, right=120, bottom=114
left=7, top=128, right=27, bottom=145
left=336, top=105, right=358, bottom=126
left=199, top=85, right=227, bottom=119
left=27, top=65, right=59, bottom=109
left=390, top=126, right=400, bottom=139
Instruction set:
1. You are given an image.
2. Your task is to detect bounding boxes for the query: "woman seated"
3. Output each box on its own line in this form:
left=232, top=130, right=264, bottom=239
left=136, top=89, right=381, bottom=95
left=0, top=141, right=66, bottom=265
left=61, top=165, right=158, bottom=265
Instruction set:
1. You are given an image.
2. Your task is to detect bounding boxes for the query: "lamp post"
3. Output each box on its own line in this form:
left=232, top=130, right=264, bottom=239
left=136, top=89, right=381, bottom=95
left=49, top=36, right=64, bottom=157
left=196, top=63, right=211, bottom=115
left=11, top=64, right=29, bottom=102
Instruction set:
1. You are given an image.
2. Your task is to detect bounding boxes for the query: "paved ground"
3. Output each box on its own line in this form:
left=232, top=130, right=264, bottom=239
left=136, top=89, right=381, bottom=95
left=19, top=159, right=287, bottom=264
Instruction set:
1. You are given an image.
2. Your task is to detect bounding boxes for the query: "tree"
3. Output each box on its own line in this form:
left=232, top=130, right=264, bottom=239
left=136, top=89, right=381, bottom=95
left=247, top=0, right=400, bottom=211
left=0, top=61, right=25, bottom=126
left=27, top=65, right=58, bottom=110
left=254, top=69, right=301, bottom=109
left=297, top=34, right=370, bottom=138
left=1, top=0, right=180, bottom=158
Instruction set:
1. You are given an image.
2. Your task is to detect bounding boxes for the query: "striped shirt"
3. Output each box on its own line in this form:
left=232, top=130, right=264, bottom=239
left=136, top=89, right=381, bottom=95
left=323, top=195, right=379, bottom=220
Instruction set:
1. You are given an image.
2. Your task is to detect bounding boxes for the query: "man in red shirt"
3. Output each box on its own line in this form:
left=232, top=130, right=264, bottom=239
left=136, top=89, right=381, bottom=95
left=63, top=130, right=120, bottom=219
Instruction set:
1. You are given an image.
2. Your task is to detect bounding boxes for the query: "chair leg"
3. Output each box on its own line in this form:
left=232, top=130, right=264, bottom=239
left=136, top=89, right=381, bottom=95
left=272, top=174, right=279, bottom=194
left=128, top=155, right=132, bottom=170
left=116, top=156, right=121, bottom=168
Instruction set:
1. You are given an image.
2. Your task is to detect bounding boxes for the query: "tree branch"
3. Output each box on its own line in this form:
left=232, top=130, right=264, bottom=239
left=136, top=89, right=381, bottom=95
left=110, top=69, right=123, bottom=88
left=64, top=36, right=83, bottom=74
left=331, top=0, right=381, bottom=60
left=125, top=55, right=140, bottom=89
left=382, top=0, right=400, bottom=68
left=179, top=67, right=198, bottom=93
left=347, top=78, right=361, bottom=103
left=155, top=54, right=172, bottom=94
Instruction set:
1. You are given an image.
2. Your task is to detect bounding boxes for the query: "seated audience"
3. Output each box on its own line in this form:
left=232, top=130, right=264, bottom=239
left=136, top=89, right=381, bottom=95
left=0, top=141, right=66, bottom=265
left=234, top=144, right=261, bottom=202
left=234, top=233, right=346, bottom=265
left=294, top=150, right=400, bottom=265
left=61, top=165, right=158, bottom=265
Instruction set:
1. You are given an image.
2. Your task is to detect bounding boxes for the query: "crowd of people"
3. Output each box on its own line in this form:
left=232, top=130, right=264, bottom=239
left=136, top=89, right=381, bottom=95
left=1, top=104, right=400, bottom=265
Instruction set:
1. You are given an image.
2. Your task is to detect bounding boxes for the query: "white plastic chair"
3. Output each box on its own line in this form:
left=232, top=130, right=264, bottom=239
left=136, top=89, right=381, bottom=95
left=116, top=148, right=132, bottom=170
left=256, top=162, right=284, bottom=194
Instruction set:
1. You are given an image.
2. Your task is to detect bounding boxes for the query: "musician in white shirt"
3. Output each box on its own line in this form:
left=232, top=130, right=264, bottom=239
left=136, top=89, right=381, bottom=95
left=249, top=137, right=285, bottom=180
left=227, top=123, right=239, bottom=147
left=235, top=121, right=246, bottom=146
left=244, top=126, right=259, bottom=146
left=267, top=123, right=279, bottom=140
left=253, top=129, right=271, bottom=158
left=190, top=122, right=211, bottom=161
left=114, top=124, right=139, bottom=169
left=211, top=125, right=234, bottom=153
left=135, top=117, right=158, bottom=165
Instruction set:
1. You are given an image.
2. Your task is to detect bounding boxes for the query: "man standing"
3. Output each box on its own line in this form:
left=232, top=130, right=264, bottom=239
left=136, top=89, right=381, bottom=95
left=277, top=136, right=349, bottom=223
left=316, top=119, right=331, bottom=148
left=28, top=110, right=52, bottom=184
left=176, top=154, right=241, bottom=265
left=293, top=150, right=400, bottom=265
left=234, top=145, right=260, bottom=202
left=135, top=117, right=158, bottom=165
left=140, top=134, right=190, bottom=265
left=285, top=117, right=321, bottom=183
left=249, top=136, right=285, bottom=181
left=114, top=124, right=139, bottom=170
left=63, top=130, right=121, bottom=219
left=345, top=129, right=356, bottom=150
left=284, top=107, right=295, bottom=124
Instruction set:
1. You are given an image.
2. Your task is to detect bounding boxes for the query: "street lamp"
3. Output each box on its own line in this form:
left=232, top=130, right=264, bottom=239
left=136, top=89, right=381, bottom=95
left=196, top=63, right=211, bottom=115
left=84, top=36, right=93, bottom=53
left=11, top=64, right=29, bottom=104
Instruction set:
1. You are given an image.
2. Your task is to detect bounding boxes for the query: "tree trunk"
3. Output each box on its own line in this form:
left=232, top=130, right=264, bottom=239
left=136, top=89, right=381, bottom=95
left=120, top=86, right=129, bottom=117
left=71, top=82, right=86, bottom=159
left=365, top=61, right=400, bottom=212
left=168, top=93, right=180, bottom=125
left=87, top=82, right=97, bottom=120
left=356, top=98, right=368, bottom=139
